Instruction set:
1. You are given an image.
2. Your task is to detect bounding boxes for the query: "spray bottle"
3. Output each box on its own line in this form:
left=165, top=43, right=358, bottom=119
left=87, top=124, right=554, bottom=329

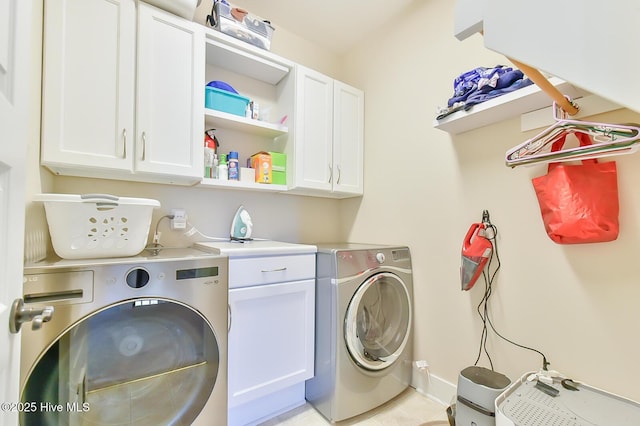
left=204, top=129, right=220, bottom=178
left=217, top=154, right=228, bottom=181
left=204, top=139, right=215, bottom=178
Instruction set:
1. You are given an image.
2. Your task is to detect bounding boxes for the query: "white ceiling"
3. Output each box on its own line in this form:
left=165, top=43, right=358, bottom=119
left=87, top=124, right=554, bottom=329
left=219, top=0, right=416, bottom=54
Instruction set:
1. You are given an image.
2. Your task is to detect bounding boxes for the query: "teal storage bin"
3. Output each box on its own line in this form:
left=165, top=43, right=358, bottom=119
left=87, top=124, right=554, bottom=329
left=205, top=86, right=250, bottom=117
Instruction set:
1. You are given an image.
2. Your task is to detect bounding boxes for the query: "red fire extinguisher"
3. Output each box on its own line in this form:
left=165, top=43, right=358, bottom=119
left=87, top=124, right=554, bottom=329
left=460, top=211, right=493, bottom=291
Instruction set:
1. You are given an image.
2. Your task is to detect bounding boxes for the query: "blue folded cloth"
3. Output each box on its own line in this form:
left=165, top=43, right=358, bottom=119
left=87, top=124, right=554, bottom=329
left=445, top=65, right=533, bottom=111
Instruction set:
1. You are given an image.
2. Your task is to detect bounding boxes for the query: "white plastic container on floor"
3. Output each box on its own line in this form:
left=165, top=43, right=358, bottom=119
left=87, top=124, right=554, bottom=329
left=35, top=193, right=160, bottom=259
left=496, top=371, right=640, bottom=425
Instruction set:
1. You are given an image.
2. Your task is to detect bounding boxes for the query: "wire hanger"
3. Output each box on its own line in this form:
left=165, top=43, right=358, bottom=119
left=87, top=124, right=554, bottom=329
left=505, top=101, right=640, bottom=168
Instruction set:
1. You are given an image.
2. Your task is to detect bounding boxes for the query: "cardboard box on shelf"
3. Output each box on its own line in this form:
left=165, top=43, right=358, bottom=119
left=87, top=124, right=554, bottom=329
left=268, top=152, right=286, bottom=185
left=251, top=152, right=272, bottom=183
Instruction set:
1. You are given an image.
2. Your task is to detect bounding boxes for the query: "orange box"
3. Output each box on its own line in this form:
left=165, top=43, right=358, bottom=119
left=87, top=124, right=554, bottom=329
left=251, top=151, right=272, bottom=183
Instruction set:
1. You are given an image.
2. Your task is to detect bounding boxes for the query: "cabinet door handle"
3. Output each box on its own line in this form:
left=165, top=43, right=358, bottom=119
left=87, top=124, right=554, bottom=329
left=122, top=129, right=127, bottom=159
left=260, top=267, right=287, bottom=272
left=328, top=164, right=333, bottom=183
left=228, top=304, right=232, bottom=333
left=141, top=131, right=147, bottom=161
left=336, top=165, right=341, bottom=184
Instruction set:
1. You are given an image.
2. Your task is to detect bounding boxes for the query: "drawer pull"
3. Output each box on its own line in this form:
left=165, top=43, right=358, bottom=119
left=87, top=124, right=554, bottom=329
left=260, top=267, right=287, bottom=272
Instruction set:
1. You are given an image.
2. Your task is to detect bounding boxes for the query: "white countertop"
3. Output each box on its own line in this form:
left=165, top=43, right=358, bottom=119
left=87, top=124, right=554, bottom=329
left=194, top=240, right=317, bottom=257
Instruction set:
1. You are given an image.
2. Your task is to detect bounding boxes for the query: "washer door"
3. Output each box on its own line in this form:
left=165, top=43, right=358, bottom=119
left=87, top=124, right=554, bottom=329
left=21, top=298, right=220, bottom=426
left=344, top=272, right=412, bottom=371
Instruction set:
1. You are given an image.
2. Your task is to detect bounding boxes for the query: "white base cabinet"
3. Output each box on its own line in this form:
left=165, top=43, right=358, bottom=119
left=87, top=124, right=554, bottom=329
left=41, top=0, right=204, bottom=185
left=226, top=253, right=316, bottom=426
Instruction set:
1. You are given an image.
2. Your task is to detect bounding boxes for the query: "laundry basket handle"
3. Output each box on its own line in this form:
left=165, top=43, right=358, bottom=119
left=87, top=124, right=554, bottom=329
left=80, top=194, right=120, bottom=203
left=80, top=194, right=120, bottom=209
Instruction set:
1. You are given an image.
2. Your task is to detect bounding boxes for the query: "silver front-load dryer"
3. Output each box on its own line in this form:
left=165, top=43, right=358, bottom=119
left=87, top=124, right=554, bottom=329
left=305, top=243, right=413, bottom=422
left=19, top=248, right=228, bottom=426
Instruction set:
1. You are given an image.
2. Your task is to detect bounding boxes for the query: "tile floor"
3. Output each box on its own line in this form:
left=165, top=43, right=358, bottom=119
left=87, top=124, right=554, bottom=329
left=259, top=387, right=450, bottom=426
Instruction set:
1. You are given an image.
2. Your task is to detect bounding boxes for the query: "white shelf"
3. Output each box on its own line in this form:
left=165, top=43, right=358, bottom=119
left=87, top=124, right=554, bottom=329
left=204, top=29, right=292, bottom=85
left=199, top=178, right=287, bottom=192
left=433, top=77, right=584, bottom=134
left=205, top=108, right=288, bottom=138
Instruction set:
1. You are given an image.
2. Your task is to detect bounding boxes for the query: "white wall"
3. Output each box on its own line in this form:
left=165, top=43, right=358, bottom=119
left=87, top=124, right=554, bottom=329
left=342, top=0, right=640, bottom=402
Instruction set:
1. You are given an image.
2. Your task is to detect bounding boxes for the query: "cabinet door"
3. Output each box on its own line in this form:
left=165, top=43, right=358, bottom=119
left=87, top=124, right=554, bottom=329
left=41, top=0, right=136, bottom=173
left=227, top=279, right=315, bottom=408
left=293, top=66, right=334, bottom=191
left=333, top=81, right=364, bottom=196
left=135, top=3, right=204, bottom=180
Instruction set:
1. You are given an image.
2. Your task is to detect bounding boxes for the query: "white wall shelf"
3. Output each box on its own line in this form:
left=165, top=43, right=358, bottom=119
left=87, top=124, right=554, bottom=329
left=520, top=94, right=623, bottom=132
left=205, top=108, right=288, bottom=138
left=204, top=29, right=292, bottom=85
left=433, top=77, right=584, bottom=135
left=200, top=178, right=287, bottom=192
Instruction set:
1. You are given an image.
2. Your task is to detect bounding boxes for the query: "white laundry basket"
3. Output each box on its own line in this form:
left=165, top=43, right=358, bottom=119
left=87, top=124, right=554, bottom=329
left=35, top=193, right=160, bottom=259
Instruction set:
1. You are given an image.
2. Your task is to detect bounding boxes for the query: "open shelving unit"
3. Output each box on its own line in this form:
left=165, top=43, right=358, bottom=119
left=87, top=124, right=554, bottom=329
left=204, top=29, right=292, bottom=85
left=204, top=108, right=288, bottom=138
left=201, top=28, right=294, bottom=193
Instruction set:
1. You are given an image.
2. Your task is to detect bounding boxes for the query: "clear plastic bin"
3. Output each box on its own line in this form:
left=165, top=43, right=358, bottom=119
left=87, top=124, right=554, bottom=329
left=209, top=1, right=274, bottom=50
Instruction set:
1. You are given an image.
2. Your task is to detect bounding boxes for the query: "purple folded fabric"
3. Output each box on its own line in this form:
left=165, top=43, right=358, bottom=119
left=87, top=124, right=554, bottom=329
left=207, top=80, right=239, bottom=94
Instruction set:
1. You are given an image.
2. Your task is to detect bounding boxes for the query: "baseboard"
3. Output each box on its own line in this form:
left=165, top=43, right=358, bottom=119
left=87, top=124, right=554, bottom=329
left=411, top=364, right=457, bottom=407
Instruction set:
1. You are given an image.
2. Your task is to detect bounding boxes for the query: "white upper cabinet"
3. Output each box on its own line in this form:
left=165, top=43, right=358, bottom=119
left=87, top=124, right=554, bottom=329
left=287, top=65, right=364, bottom=198
left=40, top=2, right=364, bottom=195
left=454, top=0, right=640, bottom=114
left=333, top=81, right=364, bottom=196
left=41, top=0, right=204, bottom=185
left=135, top=3, right=204, bottom=180
left=41, top=0, right=136, bottom=174
left=291, top=67, right=334, bottom=193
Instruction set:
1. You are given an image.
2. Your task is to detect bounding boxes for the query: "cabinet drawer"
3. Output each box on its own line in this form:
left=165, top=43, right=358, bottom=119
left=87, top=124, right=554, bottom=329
left=229, top=254, right=315, bottom=288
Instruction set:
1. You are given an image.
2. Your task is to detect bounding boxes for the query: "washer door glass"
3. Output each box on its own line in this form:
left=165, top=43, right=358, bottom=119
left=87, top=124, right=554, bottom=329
left=344, top=272, right=412, bottom=371
left=21, top=299, right=220, bottom=426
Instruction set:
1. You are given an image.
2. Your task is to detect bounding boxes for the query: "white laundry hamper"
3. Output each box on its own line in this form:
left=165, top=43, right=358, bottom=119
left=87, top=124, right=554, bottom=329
left=35, top=193, right=160, bottom=259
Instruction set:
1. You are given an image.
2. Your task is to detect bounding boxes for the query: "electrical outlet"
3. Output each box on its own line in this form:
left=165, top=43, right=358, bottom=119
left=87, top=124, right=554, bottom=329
left=414, top=360, right=429, bottom=371
left=170, top=208, right=187, bottom=230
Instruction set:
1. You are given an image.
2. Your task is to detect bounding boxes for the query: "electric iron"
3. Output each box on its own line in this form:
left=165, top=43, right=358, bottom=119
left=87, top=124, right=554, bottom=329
left=230, top=205, right=253, bottom=241
left=460, top=211, right=493, bottom=291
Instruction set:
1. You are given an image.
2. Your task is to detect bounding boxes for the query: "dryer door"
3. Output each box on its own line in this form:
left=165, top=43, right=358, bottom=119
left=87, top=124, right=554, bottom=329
left=344, top=272, right=412, bottom=371
left=20, top=298, right=220, bottom=426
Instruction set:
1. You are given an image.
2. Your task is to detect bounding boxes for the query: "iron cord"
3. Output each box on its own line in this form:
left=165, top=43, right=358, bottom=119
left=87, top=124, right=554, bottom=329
left=183, top=221, right=268, bottom=241
left=146, top=214, right=175, bottom=249
left=155, top=214, right=174, bottom=236
left=472, top=219, right=550, bottom=372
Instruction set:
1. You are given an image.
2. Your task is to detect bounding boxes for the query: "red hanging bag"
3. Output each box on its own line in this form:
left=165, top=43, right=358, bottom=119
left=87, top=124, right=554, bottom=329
left=531, top=132, right=620, bottom=244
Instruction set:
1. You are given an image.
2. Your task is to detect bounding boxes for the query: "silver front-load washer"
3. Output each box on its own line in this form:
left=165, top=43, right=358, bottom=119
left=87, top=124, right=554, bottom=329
left=305, top=243, right=414, bottom=422
left=19, top=248, right=228, bottom=426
